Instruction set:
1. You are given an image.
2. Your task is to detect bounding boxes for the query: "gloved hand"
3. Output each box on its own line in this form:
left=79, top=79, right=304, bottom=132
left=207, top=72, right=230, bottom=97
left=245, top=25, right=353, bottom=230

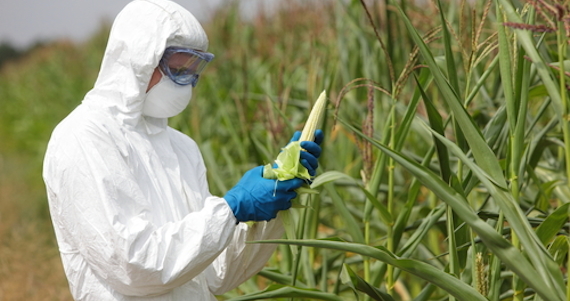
left=289, top=129, right=324, bottom=176
left=224, top=166, right=304, bottom=222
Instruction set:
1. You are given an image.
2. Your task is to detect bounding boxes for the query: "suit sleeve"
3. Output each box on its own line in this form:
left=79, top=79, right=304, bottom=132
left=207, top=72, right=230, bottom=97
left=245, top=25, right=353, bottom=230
left=44, top=125, right=237, bottom=297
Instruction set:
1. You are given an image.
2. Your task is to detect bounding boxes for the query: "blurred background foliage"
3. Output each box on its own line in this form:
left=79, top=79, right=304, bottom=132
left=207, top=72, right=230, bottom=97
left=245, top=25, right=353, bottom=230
left=2, top=0, right=570, bottom=300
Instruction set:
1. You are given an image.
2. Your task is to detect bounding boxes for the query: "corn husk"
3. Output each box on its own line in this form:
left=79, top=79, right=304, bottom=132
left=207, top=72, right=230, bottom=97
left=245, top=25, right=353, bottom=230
left=263, top=90, right=327, bottom=181
left=262, top=90, right=327, bottom=247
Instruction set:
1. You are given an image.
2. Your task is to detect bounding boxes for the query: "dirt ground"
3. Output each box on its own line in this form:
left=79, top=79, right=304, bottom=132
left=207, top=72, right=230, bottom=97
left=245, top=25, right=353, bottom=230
left=0, top=155, right=73, bottom=301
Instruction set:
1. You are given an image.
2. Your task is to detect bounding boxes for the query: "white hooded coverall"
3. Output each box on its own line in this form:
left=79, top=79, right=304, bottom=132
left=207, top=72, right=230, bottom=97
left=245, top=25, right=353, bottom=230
left=42, top=0, right=283, bottom=300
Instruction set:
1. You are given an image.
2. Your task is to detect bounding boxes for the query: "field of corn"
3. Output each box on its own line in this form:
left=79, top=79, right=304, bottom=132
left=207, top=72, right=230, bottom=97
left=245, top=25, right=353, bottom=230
left=2, top=0, right=570, bottom=300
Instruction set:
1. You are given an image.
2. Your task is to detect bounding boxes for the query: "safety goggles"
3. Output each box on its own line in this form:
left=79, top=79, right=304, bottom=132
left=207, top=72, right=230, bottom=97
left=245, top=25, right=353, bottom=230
left=158, top=46, right=214, bottom=87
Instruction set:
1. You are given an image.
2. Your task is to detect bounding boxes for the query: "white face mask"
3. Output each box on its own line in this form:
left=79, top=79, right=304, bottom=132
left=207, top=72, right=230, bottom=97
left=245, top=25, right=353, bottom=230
left=142, top=74, right=193, bottom=118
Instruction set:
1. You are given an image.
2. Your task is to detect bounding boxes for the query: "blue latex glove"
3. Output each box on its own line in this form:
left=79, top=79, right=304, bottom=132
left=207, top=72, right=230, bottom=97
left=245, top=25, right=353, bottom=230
left=224, top=166, right=304, bottom=222
left=289, top=129, right=324, bottom=176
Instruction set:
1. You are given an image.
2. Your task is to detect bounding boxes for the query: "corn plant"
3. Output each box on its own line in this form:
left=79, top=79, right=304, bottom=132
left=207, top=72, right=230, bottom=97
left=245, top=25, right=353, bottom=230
left=210, top=0, right=570, bottom=300
left=2, top=0, right=570, bottom=300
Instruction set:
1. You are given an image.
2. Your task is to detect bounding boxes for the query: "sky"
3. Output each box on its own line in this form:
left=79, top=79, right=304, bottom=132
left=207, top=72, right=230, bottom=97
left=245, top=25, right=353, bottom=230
left=0, top=0, right=278, bottom=49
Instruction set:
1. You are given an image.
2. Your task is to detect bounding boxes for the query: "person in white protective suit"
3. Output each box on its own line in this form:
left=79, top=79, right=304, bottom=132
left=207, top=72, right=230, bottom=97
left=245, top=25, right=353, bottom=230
left=42, top=0, right=324, bottom=300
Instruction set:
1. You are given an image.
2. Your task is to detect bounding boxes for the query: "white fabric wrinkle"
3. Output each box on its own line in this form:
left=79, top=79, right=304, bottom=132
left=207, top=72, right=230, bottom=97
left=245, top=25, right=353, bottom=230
left=84, top=0, right=207, bottom=130
left=140, top=116, right=168, bottom=135
left=43, top=0, right=286, bottom=300
left=206, top=217, right=285, bottom=295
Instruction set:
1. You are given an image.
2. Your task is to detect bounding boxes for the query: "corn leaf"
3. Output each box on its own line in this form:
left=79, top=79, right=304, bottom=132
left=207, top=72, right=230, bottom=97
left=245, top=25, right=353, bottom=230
left=395, top=2, right=506, bottom=186
left=258, top=268, right=308, bottom=288
left=535, top=203, right=570, bottom=245
left=225, top=284, right=344, bottom=301
left=423, top=124, right=566, bottom=300
left=256, top=238, right=487, bottom=301
left=311, top=171, right=393, bottom=225
left=498, top=0, right=562, bottom=115
left=358, top=121, right=563, bottom=300
left=340, top=264, right=395, bottom=301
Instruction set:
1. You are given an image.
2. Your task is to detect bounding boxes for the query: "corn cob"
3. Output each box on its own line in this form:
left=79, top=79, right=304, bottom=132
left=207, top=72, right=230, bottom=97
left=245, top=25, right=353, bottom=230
left=299, top=90, right=327, bottom=142
left=263, top=90, right=327, bottom=181
left=267, top=90, right=327, bottom=245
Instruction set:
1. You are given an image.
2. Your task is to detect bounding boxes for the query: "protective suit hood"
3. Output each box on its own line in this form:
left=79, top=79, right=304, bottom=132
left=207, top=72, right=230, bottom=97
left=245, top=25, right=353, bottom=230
left=44, top=1, right=286, bottom=299
left=83, top=0, right=208, bottom=128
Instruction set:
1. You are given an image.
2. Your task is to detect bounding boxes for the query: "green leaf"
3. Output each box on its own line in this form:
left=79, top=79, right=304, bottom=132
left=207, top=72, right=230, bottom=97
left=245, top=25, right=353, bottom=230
left=256, top=238, right=487, bottom=301
left=548, top=236, right=570, bottom=266
left=496, top=0, right=516, bottom=133
left=258, top=268, right=308, bottom=288
left=397, top=204, right=446, bottom=258
left=324, top=183, right=366, bottom=243
left=341, top=264, right=395, bottom=301
left=339, top=119, right=564, bottom=301
left=310, top=171, right=359, bottom=189
left=296, top=186, right=320, bottom=195
left=279, top=210, right=297, bottom=247
left=498, top=0, right=562, bottom=115
left=311, top=171, right=393, bottom=225
left=396, top=2, right=506, bottom=187
left=361, top=185, right=393, bottom=225
left=225, top=284, right=344, bottom=301
left=436, top=0, right=460, bottom=97
left=422, top=124, right=566, bottom=300
left=536, top=203, right=570, bottom=245
left=415, top=75, right=451, bottom=182
left=528, top=84, right=548, bottom=98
